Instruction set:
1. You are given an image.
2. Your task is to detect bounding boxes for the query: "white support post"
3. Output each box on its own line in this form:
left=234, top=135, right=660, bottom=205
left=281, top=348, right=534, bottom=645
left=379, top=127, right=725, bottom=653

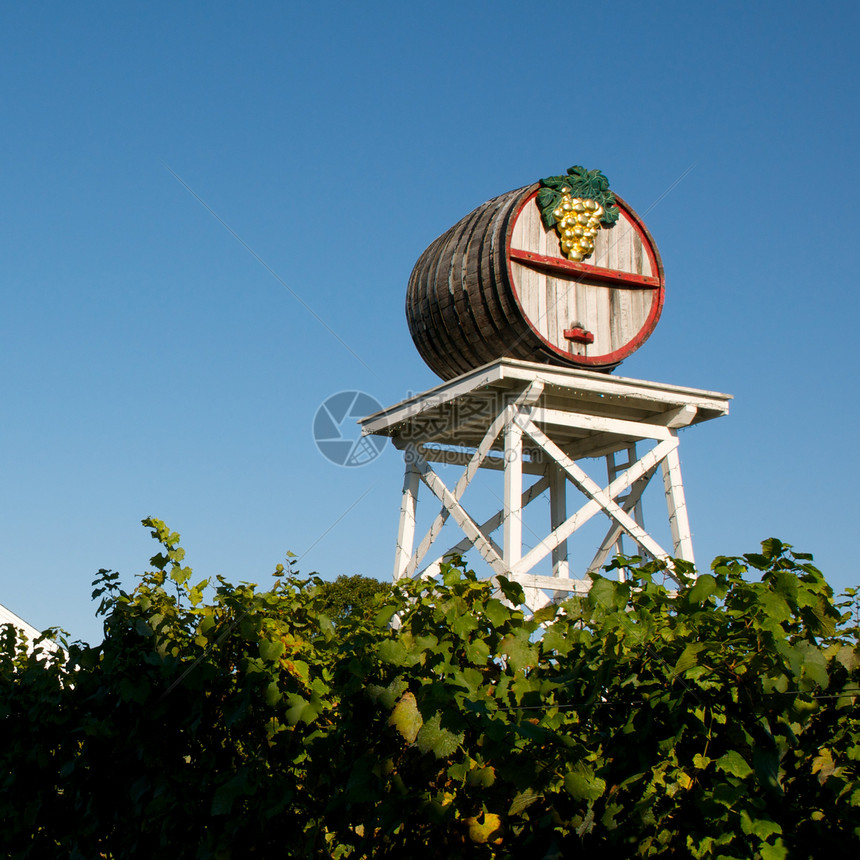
left=514, top=416, right=673, bottom=570
left=549, top=465, right=569, bottom=578
left=503, top=415, right=523, bottom=571
left=511, top=439, right=676, bottom=576
left=587, top=468, right=656, bottom=576
left=605, top=443, right=648, bottom=577
left=661, top=438, right=695, bottom=563
left=406, top=445, right=509, bottom=577
left=393, top=460, right=420, bottom=580
left=404, top=402, right=514, bottom=577
left=399, top=381, right=544, bottom=579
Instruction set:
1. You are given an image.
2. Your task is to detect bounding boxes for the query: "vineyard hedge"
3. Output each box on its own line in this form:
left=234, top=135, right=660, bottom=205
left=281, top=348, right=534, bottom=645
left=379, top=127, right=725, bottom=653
left=1, top=519, right=858, bottom=858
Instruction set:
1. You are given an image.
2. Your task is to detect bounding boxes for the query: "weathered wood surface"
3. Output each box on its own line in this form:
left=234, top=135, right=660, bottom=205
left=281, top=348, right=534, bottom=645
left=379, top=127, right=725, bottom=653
left=372, top=362, right=732, bottom=610
left=360, top=358, right=732, bottom=456
left=509, top=192, right=660, bottom=361
left=406, top=184, right=664, bottom=380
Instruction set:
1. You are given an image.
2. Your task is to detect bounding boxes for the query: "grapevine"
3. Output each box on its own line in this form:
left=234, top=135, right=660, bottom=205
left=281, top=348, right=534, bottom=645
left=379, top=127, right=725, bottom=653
left=536, top=165, right=620, bottom=262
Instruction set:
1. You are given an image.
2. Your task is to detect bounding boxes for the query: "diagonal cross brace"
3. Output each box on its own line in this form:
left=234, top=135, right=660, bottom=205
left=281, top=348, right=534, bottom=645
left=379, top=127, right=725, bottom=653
left=404, top=404, right=514, bottom=576
left=403, top=381, right=545, bottom=577
left=405, top=444, right=509, bottom=577
left=511, top=421, right=677, bottom=575
left=416, top=474, right=551, bottom=579
left=587, top=467, right=658, bottom=574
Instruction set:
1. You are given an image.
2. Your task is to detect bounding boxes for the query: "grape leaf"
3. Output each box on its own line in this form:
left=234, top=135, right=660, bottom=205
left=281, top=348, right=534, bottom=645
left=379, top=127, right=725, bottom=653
left=389, top=691, right=422, bottom=744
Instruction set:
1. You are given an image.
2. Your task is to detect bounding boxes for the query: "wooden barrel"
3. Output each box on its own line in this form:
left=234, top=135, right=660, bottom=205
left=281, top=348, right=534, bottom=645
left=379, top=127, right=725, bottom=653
left=406, top=183, right=664, bottom=380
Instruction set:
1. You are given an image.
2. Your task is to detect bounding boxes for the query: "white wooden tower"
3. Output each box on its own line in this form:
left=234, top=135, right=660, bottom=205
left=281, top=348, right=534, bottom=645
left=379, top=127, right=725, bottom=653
left=360, top=359, right=730, bottom=610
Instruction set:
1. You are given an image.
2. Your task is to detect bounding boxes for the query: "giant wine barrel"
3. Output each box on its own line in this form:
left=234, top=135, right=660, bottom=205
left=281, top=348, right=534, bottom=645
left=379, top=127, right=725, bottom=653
left=406, top=178, right=664, bottom=380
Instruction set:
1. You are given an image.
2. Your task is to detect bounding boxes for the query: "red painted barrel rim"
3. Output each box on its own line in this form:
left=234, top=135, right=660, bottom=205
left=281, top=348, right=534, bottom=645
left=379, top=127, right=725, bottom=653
left=505, top=186, right=665, bottom=367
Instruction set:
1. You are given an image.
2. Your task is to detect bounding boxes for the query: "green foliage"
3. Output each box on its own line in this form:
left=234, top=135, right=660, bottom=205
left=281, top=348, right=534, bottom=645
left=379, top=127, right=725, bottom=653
left=313, top=574, right=392, bottom=625
left=537, top=164, right=621, bottom=230
left=0, top=524, right=857, bottom=858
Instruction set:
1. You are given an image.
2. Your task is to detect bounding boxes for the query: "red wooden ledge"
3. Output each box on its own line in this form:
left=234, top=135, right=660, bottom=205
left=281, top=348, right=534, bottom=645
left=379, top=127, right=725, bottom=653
left=509, top=248, right=660, bottom=289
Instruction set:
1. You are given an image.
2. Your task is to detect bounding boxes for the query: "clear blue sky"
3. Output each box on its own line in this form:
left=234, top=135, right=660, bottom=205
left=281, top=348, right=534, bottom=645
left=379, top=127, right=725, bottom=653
left=2, top=2, right=858, bottom=644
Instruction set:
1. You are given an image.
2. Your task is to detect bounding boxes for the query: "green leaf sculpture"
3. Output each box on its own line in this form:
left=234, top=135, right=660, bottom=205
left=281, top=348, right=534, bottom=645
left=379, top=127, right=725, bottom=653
left=538, top=164, right=621, bottom=262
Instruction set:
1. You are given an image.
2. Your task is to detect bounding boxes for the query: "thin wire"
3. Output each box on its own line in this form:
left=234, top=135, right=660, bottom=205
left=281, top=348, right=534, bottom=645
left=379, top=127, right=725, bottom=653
left=484, top=481, right=546, bottom=550
left=494, top=700, right=645, bottom=711
left=639, top=162, right=698, bottom=218
left=298, top=484, right=376, bottom=562
left=159, top=610, right=245, bottom=700
left=161, top=161, right=375, bottom=376
left=485, top=689, right=860, bottom=713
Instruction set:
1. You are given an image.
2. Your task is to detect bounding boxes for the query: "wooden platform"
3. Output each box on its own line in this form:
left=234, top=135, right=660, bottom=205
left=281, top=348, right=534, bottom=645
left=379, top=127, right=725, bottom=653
left=360, top=359, right=731, bottom=609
